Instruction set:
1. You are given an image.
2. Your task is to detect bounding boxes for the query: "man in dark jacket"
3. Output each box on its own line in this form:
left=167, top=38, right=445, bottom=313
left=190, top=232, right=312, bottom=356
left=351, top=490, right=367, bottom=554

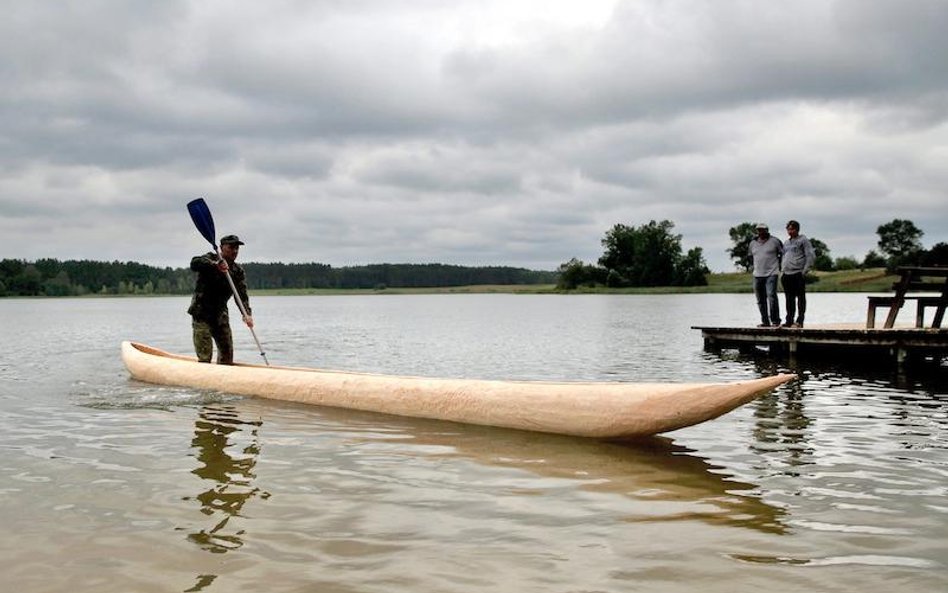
left=188, top=234, right=254, bottom=364
left=781, top=220, right=816, bottom=328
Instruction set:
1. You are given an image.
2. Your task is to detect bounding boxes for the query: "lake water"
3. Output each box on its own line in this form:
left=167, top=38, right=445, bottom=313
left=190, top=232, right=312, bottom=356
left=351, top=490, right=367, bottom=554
left=1, top=294, right=946, bottom=593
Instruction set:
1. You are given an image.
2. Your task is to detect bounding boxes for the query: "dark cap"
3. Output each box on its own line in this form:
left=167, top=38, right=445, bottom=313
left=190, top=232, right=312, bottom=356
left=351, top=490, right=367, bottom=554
left=220, top=234, right=245, bottom=246
left=786, top=220, right=800, bottom=230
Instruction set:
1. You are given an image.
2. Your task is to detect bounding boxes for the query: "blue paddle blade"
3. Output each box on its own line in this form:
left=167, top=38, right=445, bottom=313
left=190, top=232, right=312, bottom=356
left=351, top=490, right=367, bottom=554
left=187, top=198, right=217, bottom=248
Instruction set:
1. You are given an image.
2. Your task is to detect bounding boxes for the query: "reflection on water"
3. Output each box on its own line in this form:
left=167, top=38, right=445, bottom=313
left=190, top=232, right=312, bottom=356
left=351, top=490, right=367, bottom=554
left=323, top=407, right=789, bottom=535
left=704, top=346, right=948, bottom=464
left=696, top=346, right=948, bottom=573
left=181, top=405, right=267, bottom=555
left=2, top=295, right=947, bottom=592
left=751, top=379, right=814, bottom=469
left=183, top=575, right=217, bottom=593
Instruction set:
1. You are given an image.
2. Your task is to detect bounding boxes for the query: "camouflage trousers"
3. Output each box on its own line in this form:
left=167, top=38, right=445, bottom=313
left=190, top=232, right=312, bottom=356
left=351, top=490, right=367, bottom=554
left=192, top=311, right=234, bottom=364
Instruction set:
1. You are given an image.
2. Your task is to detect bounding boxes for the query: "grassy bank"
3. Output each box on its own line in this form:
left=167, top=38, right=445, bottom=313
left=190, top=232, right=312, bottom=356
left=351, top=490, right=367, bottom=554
left=701, top=267, right=892, bottom=294
left=248, top=268, right=896, bottom=296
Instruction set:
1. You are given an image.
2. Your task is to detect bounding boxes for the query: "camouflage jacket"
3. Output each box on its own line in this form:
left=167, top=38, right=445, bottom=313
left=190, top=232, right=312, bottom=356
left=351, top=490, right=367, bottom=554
left=187, top=252, right=252, bottom=321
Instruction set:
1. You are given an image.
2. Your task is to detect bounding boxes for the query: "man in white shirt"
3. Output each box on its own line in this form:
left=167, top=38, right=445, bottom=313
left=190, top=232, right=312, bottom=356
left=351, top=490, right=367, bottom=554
left=748, top=223, right=784, bottom=327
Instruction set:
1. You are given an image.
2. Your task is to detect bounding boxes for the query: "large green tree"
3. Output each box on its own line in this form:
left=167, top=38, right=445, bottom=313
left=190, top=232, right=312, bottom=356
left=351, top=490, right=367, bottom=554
left=555, top=258, right=603, bottom=290
left=809, top=237, right=834, bottom=271
left=862, top=250, right=887, bottom=268
left=920, top=242, right=948, bottom=266
left=877, top=219, right=924, bottom=268
left=727, top=222, right=757, bottom=272
left=598, top=220, right=707, bottom=287
left=675, top=247, right=711, bottom=286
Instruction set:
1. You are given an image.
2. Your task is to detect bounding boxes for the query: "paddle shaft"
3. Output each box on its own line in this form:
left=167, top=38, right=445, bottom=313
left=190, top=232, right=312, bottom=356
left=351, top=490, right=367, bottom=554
left=218, top=250, right=270, bottom=366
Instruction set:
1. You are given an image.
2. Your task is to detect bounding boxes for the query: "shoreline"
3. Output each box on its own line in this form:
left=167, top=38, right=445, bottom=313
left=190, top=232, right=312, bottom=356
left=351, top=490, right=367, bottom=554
left=0, top=269, right=898, bottom=298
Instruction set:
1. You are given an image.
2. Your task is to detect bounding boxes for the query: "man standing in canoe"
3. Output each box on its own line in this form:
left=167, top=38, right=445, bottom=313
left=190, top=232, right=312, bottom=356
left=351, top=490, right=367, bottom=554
left=749, top=223, right=784, bottom=327
left=188, top=234, right=254, bottom=364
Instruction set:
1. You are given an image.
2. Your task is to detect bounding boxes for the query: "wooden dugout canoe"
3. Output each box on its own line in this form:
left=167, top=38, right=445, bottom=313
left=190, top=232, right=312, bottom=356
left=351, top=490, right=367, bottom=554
left=122, top=341, right=796, bottom=439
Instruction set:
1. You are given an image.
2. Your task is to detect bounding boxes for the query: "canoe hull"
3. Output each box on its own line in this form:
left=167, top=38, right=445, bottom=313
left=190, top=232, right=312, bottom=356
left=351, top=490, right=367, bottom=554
left=121, top=341, right=795, bottom=438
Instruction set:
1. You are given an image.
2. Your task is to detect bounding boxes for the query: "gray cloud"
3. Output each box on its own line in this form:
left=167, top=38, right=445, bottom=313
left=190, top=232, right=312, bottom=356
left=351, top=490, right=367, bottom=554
left=1, top=0, right=946, bottom=272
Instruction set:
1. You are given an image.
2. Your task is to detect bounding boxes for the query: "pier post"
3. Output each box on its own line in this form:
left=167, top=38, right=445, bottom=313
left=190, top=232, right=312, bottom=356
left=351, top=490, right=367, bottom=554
left=895, top=347, right=909, bottom=371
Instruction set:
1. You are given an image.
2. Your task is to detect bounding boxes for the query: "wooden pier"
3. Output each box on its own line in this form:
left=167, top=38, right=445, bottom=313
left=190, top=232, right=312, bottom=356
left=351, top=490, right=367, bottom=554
left=695, top=266, right=948, bottom=367
left=693, top=324, right=948, bottom=366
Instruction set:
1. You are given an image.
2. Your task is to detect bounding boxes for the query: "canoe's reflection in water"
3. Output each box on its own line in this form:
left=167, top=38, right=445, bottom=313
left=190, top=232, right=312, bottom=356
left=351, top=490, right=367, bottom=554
left=179, top=399, right=787, bottom=572
left=298, top=402, right=789, bottom=536
left=400, top=422, right=788, bottom=535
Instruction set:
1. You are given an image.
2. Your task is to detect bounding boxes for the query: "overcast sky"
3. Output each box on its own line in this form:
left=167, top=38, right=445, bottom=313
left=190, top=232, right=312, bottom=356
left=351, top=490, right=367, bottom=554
left=2, top=0, right=946, bottom=272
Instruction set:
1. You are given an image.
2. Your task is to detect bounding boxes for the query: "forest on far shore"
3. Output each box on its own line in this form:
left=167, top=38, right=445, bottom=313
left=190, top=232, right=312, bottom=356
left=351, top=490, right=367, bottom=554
left=4, top=217, right=943, bottom=297
left=0, top=259, right=557, bottom=297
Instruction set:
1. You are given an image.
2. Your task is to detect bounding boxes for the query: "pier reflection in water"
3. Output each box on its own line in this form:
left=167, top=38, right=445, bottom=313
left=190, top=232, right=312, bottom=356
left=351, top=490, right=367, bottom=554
left=696, top=347, right=948, bottom=571
left=703, top=347, right=948, bottom=464
left=182, top=405, right=268, bottom=555
left=751, top=378, right=814, bottom=470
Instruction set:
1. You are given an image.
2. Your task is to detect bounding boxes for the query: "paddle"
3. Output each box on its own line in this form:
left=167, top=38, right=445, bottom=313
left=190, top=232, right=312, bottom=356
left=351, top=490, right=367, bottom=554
left=187, top=198, right=270, bottom=365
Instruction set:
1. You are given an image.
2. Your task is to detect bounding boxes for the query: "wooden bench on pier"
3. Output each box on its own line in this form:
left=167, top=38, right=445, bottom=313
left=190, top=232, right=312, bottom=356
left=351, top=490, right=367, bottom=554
left=866, top=266, right=948, bottom=329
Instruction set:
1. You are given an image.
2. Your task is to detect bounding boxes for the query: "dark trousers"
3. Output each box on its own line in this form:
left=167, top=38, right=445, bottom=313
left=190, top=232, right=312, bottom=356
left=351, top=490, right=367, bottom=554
left=781, top=272, right=806, bottom=325
left=753, top=275, right=780, bottom=325
left=192, top=311, right=234, bottom=364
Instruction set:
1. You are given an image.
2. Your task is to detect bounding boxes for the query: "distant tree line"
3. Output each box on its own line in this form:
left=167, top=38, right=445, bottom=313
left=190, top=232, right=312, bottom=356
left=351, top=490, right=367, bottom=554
left=0, top=258, right=557, bottom=297
left=727, top=218, right=946, bottom=273
left=5, top=217, right=941, bottom=297
left=242, top=262, right=556, bottom=291
left=0, top=259, right=194, bottom=297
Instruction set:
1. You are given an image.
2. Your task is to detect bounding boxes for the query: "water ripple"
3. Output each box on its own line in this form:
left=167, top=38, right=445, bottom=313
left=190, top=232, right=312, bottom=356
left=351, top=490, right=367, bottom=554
left=2, top=294, right=947, bottom=593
